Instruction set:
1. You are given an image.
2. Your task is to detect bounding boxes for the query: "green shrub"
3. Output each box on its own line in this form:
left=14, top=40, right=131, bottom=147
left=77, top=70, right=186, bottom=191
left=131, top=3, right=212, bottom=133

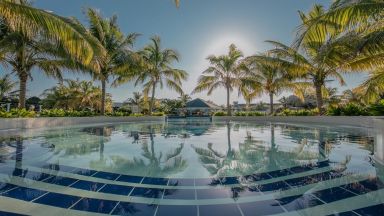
left=342, top=103, right=368, bottom=116
left=151, top=112, right=165, bottom=116
left=234, top=112, right=247, bottom=116
left=106, top=111, right=125, bottom=117
left=213, top=111, right=227, bottom=116
left=0, top=108, right=36, bottom=118
left=369, top=99, right=384, bottom=116
left=278, top=109, right=319, bottom=116
left=40, top=109, right=66, bottom=117
left=40, top=109, right=97, bottom=117
left=130, top=113, right=144, bottom=117
left=326, top=106, right=342, bottom=116
left=234, top=111, right=265, bottom=116
left=327, top=103, right=368, bottom=116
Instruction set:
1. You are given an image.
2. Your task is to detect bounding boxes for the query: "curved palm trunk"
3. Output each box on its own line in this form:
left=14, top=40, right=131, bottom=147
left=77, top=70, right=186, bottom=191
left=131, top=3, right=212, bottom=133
left=101, top=79, right=106, bottom=115
left=269, top=92, right=274, bottom=115
left=18, top=73, right=28, bottom=109
left=315, top=84, right=324, bottom=115
left=226, top=86, right=231, bottom=116
left=149, top=83, right=156, bottom=114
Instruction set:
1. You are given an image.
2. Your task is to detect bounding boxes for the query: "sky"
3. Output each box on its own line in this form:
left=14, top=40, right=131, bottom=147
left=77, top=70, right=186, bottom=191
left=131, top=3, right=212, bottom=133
left=1, top=0, right=368, bottom=105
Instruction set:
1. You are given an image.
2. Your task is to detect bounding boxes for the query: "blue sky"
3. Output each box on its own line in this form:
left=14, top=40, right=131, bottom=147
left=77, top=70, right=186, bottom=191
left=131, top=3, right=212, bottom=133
left=2, top=0, right=367, bottom=105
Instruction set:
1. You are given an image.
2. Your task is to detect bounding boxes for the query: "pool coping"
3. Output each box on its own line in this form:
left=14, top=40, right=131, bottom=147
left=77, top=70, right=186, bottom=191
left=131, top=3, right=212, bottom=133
left=0, top=116, right=383, bottom=130
left=0, top=116, right=165, bottom=130
left=212, top=116, right=384, bottom=128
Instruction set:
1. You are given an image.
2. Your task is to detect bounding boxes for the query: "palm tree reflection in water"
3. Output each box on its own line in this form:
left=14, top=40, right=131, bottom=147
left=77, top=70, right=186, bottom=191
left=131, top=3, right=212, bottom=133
left=193, top=123, right=355, bottom=199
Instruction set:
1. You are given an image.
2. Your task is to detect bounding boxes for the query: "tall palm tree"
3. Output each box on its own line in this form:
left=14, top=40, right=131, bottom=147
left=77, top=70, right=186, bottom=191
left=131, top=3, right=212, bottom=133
left=0, top=74, right=17, bottom=100
left=262, top=6, right=360, bottom=113
left=85, top=8, right=139, bottom=115
left=193, top=44, right=247, bottom=116
left=0, top=0, right=102, bottom=66
left=294, top=1, right=384, bottom=102
left=0, top=22, right=82, bottom=108
left=245, top=54, right=291, bottom=115
left=134, top=36, right=188, bottom=114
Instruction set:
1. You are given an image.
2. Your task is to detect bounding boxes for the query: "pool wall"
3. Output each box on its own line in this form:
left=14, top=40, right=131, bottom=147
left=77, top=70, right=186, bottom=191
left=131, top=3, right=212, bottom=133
left=1, top=116, right=383, bottom=131
left=0, top=116, right=165, bottom=130
left=213, top=116, right=384, bottom=128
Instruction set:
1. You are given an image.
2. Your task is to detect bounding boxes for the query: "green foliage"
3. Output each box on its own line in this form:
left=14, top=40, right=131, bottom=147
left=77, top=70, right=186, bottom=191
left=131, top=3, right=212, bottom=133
left=130, top=113, right=144, bottom=117
left=151, top=112, right=165, bottom=116
left=0, top=108, right=36, bottom=118
left=158, top=99, right=183, bottom=114
left=369, top=100, right=384, bottom=116
left=40, top=109, right=97, bottom=117
left=234, top=111, right=265, bottom=116
left=327, top=103, right=368, bottom=116
left=213, top=111, right=228, bottom=116
left=278, top=109, right=319, bottom=116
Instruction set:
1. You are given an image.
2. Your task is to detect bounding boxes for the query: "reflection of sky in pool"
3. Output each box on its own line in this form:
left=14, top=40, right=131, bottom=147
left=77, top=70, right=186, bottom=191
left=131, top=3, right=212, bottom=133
left=0, top=120, right=383, bottom=215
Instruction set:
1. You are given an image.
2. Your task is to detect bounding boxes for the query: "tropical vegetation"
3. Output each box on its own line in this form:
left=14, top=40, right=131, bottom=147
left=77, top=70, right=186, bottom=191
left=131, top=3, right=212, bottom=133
left=84, top=8, right=139, bottom=115
left=1, top=0, right=384, bottom=117
left=132, top=36, right=188, bottom=114
left=193, top=44, right=249, bottom=116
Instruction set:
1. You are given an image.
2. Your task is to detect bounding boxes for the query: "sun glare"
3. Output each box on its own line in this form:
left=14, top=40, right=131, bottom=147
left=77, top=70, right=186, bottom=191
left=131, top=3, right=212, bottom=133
left=203, top=33, right=257, bottom=57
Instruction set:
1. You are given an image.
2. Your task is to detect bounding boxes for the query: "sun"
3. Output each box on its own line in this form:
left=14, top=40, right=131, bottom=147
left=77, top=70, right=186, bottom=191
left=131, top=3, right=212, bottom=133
left=203, top=33, right=257, bottom=57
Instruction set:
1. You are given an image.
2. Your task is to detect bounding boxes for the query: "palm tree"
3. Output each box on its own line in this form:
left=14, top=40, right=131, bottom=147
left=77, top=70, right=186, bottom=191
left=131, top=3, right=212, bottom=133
left=41, top=79, right=109, bottom=111
left=342, top=89, right=364, bottom=104
left=134, top=36, right=188, bottom=114
left=293, top=2, right=384, bottom=105
left=239, top=85, right=262, bottom=111
left=84, top=8, right=139, bottom=115
left=0, top=74, right=17, bottom=100
left=193, top=44, right=247, bottom=116
left=127, top=92, right=142, bottom=105
left=0, top=0, right=102, bottom=67
left=178, top=93, right=191, bottom=107
left=0, top=22, right=82, bottom=108
left=279, top=97, right=289, bottom=109
left=263, top=6, right=360, bottom=113
left=245, top=53, right=291, bottom=115
left=355, top=69, right=384, bottom=103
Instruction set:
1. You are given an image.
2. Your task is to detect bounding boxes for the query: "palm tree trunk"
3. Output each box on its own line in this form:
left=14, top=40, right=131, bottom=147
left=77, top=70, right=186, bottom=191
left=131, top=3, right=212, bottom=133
left=226, top=123, right=232, bottom=158
left=270, top=124, right=275, bottom=149
left=246, top=98, right=250, bottom=111
left=13, top=136, right=23, bottom=177
left=269, top=92, right=274, bottom=115
left=101, top=79, right=106, bottom=115
left=315, top=83, right=324, bottom=115
left=18, top=73, right=28, bottom=109
left=226, top=86, right=231, bottom=116
left=149, top=83, right=156, bottom=114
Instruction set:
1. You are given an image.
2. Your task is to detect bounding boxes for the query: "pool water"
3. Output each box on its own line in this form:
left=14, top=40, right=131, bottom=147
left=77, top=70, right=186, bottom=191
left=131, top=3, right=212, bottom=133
left=0, top=120, right=383, bottom=215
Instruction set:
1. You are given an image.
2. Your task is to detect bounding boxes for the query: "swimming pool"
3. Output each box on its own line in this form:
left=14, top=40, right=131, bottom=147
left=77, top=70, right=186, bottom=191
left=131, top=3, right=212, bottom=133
left=0, top=120, right=383, bottom=215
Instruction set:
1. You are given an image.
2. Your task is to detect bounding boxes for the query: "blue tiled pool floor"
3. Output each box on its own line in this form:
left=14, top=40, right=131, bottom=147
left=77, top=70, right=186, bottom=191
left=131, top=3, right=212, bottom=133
left=0, top=163, right=384, bottom=215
